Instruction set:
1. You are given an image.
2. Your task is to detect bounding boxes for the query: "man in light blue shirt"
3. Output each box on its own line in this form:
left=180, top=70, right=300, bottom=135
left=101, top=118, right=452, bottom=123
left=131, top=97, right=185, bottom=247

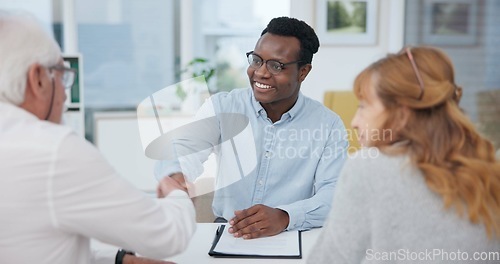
left=155, top=17, right=348, bottom=239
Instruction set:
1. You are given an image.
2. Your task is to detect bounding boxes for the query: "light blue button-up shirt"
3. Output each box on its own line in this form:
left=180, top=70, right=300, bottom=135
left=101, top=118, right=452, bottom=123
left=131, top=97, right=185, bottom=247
left=155, top=88, right=348, bottom=230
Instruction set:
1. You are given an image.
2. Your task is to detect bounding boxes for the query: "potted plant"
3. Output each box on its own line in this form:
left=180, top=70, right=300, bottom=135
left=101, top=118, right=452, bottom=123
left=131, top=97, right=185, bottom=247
left=176, top=58, right=216, bottom=113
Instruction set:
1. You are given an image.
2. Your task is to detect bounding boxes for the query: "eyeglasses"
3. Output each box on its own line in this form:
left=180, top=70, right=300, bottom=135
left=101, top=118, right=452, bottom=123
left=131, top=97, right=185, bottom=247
left=49, top=65, right=77, bottom=90
left=246, top=51, right=303, bottom=75
left=404, top=47, right=425, bottom=100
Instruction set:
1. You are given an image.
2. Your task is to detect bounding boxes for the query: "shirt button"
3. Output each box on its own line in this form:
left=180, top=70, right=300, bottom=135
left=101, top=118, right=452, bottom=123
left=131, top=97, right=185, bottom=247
left=265, top=151, right=270, bottom=158
left=259, top=180, right=263, bottom=185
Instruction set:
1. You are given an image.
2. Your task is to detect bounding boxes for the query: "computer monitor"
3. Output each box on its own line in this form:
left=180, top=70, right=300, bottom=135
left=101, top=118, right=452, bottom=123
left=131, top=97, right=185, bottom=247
left=62, top=54, right=83, bottom=108
left=62, top=54, right=85, bottom=136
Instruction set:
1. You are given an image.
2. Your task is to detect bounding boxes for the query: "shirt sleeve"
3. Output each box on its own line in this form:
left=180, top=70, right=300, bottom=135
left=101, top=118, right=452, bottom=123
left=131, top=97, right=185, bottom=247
left=51, top=133, right=196, bottom=261
left=277, top=118, right=349, bottom=230
left=307, top=152, right=372, bottom=264
left=154, top=97, right=219, bottom=183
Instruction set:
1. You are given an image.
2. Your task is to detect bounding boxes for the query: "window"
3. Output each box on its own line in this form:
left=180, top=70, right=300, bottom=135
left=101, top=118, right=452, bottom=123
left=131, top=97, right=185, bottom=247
left=68, top=0, right=179, bottom=141
left=190, top=0, right=290, bottom=92
left=75, top=0, right=178, bottom=108
left=404, top=0, right=500, bottom=149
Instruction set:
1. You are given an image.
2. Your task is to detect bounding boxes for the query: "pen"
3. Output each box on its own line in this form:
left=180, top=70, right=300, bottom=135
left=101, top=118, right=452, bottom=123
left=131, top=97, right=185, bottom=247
left=212, top=225, right=224, bottom=245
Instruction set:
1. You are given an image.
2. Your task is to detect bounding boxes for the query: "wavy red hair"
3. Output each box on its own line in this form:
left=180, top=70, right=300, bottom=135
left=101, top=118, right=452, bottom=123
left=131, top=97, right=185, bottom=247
left=354, top=46, right=500, bottom=238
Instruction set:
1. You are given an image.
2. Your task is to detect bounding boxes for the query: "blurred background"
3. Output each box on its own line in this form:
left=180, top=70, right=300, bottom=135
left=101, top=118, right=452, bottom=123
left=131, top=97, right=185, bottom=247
left=1, top=0, right=498, bottom=193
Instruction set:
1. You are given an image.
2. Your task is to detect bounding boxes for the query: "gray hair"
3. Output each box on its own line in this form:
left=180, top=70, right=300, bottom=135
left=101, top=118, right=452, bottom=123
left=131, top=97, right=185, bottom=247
left=0, top=10, right=61, bottom=105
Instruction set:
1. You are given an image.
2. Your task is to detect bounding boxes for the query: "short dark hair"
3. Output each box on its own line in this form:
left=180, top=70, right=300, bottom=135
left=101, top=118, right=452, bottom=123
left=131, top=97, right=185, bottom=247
left=261, top=16, right=320, bottom=66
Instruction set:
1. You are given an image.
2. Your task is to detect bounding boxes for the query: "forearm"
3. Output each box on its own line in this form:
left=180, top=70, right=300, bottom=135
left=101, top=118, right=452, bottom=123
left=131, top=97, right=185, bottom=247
left=56, top=175, right=195, bottom=259
left=122, top=254, right=175, bottom=264
left=153, top=191, right=197, bottom=256
left=56, top=134, right=196, bottom=263
left=277, top=185, right=335, bottom=230
left=155, top=147, right=213, bottom=182
left=154, top=160, right=182, bottom=181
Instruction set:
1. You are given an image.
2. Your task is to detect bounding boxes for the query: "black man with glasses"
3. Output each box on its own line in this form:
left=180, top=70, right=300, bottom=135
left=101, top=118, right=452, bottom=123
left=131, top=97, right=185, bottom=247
left=156, top=16, right=348, bottom=239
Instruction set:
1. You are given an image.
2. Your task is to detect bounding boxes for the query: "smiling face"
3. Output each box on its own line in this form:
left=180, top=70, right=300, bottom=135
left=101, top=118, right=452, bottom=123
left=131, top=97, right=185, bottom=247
left=351, top=74, right=389, bottom=147
left=247, top=33, right=311, bottom=117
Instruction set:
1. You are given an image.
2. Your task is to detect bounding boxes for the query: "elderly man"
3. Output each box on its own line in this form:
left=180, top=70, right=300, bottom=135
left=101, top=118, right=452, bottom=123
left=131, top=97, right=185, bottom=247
left=0, top=11, right=195, bottom=264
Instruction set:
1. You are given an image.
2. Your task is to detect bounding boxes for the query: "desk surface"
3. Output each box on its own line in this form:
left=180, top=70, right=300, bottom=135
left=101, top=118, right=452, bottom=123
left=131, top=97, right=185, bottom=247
left=92, top=223, right=321, bottom=263
left=168, top=223, right=321, bottom=263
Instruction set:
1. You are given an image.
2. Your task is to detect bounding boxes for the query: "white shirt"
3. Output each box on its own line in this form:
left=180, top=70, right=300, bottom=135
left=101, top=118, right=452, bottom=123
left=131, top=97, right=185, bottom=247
left=0, top=102, right=196, bottom=264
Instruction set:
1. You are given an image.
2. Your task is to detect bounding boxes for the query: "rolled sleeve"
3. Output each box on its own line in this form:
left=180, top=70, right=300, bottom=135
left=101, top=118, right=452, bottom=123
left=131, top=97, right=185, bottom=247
left=154, top=160, right=182, bottom=181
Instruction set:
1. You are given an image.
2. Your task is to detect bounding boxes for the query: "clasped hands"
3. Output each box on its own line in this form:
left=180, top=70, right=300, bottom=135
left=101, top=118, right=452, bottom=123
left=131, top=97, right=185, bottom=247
left=165, top=172, right=290, bottom=239
left=157, top=173, right=195, bottom=198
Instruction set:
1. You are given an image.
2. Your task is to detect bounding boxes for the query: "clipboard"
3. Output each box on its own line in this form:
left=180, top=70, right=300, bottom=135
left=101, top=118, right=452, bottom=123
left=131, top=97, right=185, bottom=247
left=208, top=225, right=302, bottom=259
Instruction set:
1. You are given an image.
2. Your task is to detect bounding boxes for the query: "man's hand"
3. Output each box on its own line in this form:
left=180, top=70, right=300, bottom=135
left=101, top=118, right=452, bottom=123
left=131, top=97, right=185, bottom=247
left=123, top=254, right=175, bottom=264
left=157, top=173, right=196, bottom=198
left=169, top=173, right=189, bottom=191
left=228, top=204, right=289, bottom=239
left=156, top=174, right=188, bottom=198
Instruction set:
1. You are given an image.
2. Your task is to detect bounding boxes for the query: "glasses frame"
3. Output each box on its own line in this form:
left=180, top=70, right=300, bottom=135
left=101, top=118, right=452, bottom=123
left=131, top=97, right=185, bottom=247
left=246, top=51, right=304, bottom=75
left=49, top=65, right=77, bottom=90
left=404, top=47, right=425, bottom=100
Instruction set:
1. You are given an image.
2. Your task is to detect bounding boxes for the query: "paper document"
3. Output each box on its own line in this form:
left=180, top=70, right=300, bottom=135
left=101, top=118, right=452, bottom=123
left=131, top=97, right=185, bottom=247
left=209, top=224, right=301, bottom=258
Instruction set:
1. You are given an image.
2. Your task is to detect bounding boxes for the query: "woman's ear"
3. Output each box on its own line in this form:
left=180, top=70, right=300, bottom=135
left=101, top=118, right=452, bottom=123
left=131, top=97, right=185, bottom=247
left=395, top=106, right=411, bottom=131
left=454, top=85, right=463, bottom=103
left=298, top=64, right=312, bottom=83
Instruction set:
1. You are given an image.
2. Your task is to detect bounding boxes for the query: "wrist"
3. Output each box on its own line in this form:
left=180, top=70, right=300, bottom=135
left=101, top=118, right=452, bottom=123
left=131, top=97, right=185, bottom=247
left=168, top=172, right=183, bottom=178
left=115, top=249, right=135, bottom=264
left=121, top=254, right=135, bottom=264
left=278, top=209, right=290, bottom=230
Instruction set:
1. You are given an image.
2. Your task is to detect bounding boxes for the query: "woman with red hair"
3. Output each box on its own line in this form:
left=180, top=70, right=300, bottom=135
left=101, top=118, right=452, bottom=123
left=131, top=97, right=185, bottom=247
left=309, top=46, right=500, bottom=263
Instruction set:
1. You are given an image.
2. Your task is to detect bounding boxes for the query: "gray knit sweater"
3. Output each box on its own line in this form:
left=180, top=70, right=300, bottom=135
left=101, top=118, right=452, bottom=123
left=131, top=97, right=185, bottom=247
left=308, top=148, right=500, bottom=263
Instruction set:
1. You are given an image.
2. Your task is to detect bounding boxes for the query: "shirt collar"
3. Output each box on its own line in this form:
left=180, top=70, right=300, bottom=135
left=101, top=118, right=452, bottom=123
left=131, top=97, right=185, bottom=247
left=251, top=91, right=265, bottom=117
left=286, top=92, right=304, bottom=120
left=250, top=90, right=305, bottom=120
left=0, top=101, right=39, bottom=121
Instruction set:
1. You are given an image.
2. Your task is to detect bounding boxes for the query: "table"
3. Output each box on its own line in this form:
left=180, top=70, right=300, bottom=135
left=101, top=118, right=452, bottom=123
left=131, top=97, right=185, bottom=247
left=92, top=223, right=321, bottom=263
left=167, top=223, right=321, bottom=263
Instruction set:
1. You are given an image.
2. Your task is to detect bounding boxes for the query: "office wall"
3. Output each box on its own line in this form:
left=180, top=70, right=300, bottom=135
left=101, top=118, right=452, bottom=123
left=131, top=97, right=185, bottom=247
left=94, top=112, right=158, bottom=191
left=95, top=0, right=407, bottom=191
left=290, top=0, right=405, bottom=102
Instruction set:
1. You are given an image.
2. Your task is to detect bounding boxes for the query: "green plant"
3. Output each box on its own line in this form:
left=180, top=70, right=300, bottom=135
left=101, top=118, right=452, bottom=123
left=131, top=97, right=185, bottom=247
left=181, top=58, right=215, bottom=82
left=176, top=57, right=216, bottom=100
